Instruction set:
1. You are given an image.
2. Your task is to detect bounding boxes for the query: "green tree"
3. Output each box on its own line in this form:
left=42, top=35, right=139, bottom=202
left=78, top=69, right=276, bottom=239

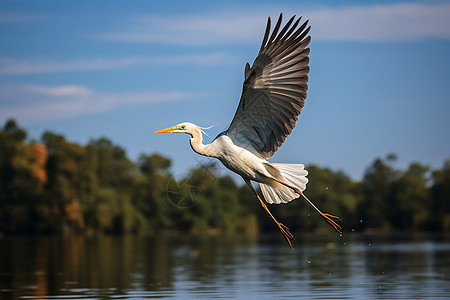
left=390, top=162, right=430, bottom=230
left=42, top=132, right=90, bottom=233
left=0, top=119, right=38, bottom=232
left=359, top=155, right=398, bottom=230
left=430, top=158, right=450, bottom=231
left=85, top=138, right=142, bottom=233
left=86, top=138, right=136, bottom=191
left=133, top=154, right=173, bottom=231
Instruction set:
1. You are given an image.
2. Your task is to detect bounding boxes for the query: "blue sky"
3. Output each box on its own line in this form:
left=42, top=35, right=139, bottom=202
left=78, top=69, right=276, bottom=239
left=1, top=0, right=449, bottom=180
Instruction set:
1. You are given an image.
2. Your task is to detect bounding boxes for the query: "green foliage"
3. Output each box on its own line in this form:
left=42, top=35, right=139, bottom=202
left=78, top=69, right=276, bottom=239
left=0, top=119, right=450, bottom=235
left=360, top=155, right=398, bottom=230
left=0, top=120, right=38, bottom=232
left=430, top=158, right=450, bottom=230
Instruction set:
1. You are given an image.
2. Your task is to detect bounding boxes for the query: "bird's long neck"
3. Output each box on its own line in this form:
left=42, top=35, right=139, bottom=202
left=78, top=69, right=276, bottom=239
left=189, top=127, right=216, bottom=158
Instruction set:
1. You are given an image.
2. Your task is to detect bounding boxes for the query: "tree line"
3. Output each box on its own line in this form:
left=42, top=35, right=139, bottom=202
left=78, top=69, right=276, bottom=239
left=1, top=119, right=449, bottom=235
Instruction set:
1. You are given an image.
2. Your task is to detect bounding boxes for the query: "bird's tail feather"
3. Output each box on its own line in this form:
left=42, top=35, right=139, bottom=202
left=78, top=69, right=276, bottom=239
left=259, top=163, right=308, bottom=204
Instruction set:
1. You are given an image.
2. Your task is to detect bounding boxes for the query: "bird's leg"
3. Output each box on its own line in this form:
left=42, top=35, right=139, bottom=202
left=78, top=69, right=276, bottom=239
left=270, top=177, right=342, bottom=233
left=244, top=179, right=295, bottom=248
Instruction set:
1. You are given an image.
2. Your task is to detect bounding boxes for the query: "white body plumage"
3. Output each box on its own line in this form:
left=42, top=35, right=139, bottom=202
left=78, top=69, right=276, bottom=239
left=155, top=14, right=341, bottom=247
left=184, top=122, right=308, bottom=204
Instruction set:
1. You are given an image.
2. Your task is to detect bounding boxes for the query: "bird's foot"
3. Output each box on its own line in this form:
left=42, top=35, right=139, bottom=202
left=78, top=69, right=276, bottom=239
left=320, top=213, right=342, bottom=233
left=277, top=222, right=295, bottom=249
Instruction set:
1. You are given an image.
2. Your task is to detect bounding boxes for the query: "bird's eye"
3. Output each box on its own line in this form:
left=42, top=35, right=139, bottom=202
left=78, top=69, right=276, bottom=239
left=181, top=125, right=186, bottom=129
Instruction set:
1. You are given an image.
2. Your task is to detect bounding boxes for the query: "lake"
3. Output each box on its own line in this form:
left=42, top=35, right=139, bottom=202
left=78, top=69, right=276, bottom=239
left=1, top=233, right=450, bottom=299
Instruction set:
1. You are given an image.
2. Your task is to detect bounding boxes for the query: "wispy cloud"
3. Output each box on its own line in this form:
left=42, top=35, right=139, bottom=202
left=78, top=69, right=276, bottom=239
left=306, top=2, right=450, bottom=41
left=98, top=13, right=264, bottom=45
left=0, top=57, right=141, bottom=75
left=0, top=84, right=197, bottom=124
left=0, top=53, right=234, bottom=75
left=97, top=2, right=450, bottom=45
left=0, top=12, right=44, bottom=23
left=24, top=85, right=93, bottom=97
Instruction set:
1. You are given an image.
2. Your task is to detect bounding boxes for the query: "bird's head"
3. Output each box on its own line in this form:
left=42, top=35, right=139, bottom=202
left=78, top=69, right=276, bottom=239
left=155, top=122, right=199, bottom=136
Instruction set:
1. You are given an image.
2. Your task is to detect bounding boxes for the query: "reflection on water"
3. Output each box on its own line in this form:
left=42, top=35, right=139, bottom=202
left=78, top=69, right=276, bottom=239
left=1, top=233, right=450, bottom=299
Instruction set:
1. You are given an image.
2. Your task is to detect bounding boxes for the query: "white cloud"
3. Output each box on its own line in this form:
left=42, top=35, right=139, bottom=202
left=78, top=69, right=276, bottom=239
left=0, top=57, right=141, bottom=75
left=97, top=2, right=450, bottom=45
left=98, top=13, right=264, bottom=45
left=306, top=2, right=450, bottom=41
left=0, top=12, right=44, bottom=23
left=0, top=84, right=196, bottom=124
left=24, top=85, right=93, bottom=97
left=99, top=13, right=264, bottom=45
left=0, top=53, right=234, bottom=75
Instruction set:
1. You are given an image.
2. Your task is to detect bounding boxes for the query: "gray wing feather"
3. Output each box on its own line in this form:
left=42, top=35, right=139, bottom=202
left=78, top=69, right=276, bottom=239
left=227, top=14, right=311, bottom=159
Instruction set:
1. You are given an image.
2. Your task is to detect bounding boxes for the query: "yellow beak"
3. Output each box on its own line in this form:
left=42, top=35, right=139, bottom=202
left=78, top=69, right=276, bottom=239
left=155, top=126, right=177, bottom=133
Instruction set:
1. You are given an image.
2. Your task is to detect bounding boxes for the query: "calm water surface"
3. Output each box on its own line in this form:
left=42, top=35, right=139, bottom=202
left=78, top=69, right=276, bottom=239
left=1, top=233, right=450, bottom=299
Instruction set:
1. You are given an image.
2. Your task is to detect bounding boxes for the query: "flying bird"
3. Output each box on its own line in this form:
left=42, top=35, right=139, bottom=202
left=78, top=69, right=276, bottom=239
left=155, top=14, right=341, bottom=247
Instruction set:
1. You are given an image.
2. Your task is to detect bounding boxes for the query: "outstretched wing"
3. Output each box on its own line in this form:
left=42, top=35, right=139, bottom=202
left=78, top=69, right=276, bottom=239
left=226, top=14, right=310, bottom=159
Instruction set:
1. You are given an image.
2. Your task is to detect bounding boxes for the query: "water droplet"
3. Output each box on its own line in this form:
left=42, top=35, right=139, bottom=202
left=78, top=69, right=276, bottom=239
left=308, top=260, right=311, bottom=264
left=325, top=186, right=329, bottom=190
left=359, top=219, right=363, bottom=223
left=352, top=228, right=355, bottom=232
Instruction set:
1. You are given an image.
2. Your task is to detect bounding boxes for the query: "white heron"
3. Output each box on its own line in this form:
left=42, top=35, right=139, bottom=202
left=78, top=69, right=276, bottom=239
left=156, top=14, right=341, bottom=247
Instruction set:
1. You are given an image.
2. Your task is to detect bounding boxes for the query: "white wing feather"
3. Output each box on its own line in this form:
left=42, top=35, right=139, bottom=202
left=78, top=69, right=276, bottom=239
left=259, top=163, right=308, bottom=204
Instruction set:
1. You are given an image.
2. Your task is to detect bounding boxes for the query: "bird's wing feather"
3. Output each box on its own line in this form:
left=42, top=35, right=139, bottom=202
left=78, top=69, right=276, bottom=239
left=226, top=14, right=310, bottom=159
